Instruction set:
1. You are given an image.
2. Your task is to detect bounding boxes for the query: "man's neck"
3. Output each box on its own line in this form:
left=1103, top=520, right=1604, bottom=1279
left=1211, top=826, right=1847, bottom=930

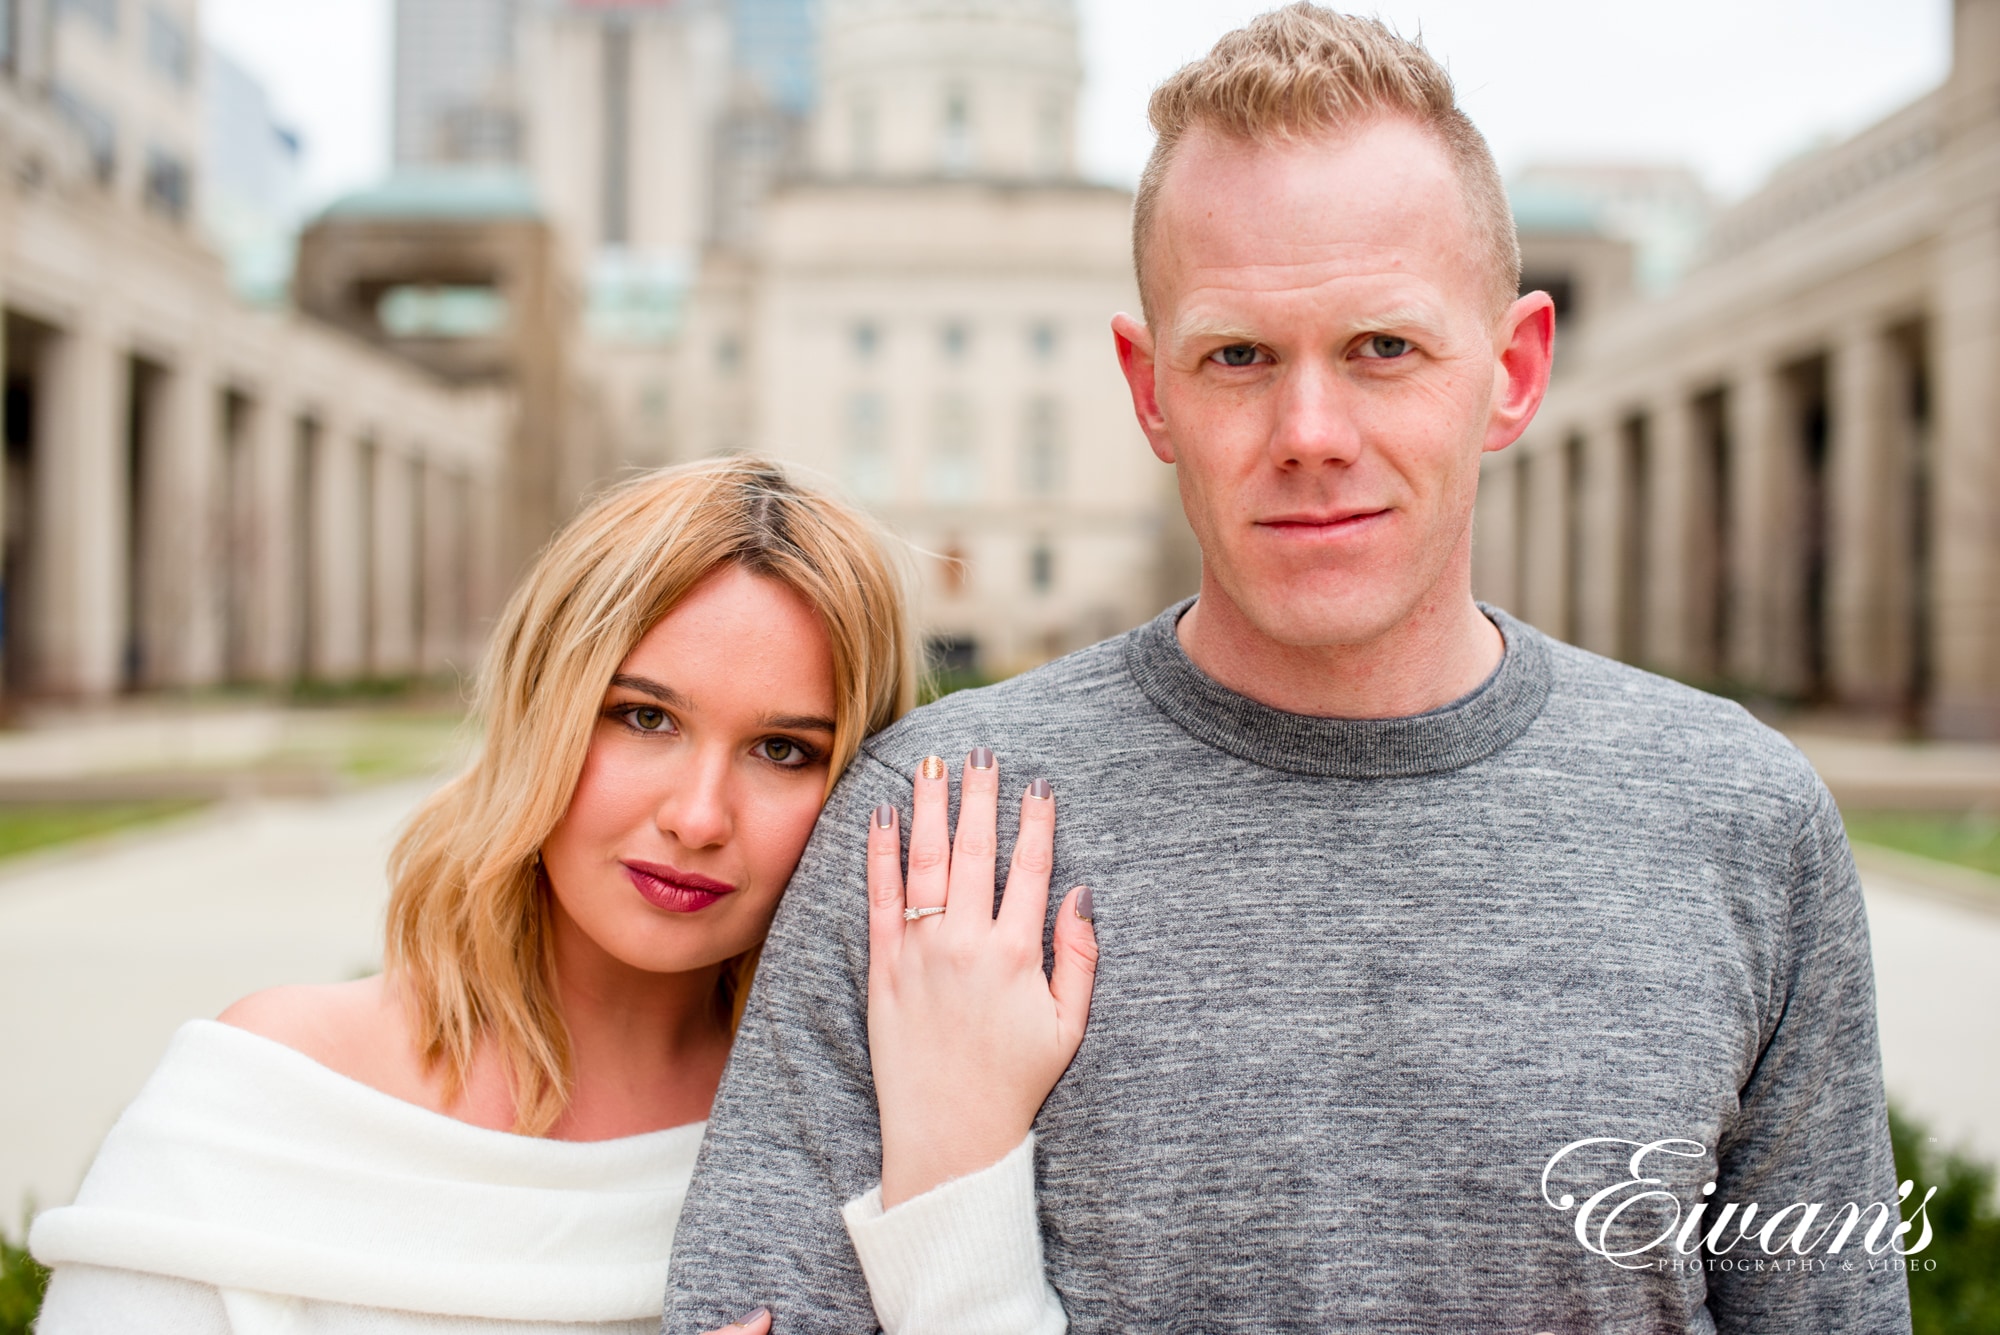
left=1176, top=576, right=1505, bottom=720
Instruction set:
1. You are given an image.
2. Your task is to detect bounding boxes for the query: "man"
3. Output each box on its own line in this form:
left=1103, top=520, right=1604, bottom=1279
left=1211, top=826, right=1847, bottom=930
left=666, top=6, right=1911, bottom=1331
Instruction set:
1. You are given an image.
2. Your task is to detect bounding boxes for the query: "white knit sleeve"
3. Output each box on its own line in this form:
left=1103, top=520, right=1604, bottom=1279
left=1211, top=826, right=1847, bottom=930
left=35, top=1265, right=231, bottom=1335
left=840, top=1134, right=1066, bottom=1335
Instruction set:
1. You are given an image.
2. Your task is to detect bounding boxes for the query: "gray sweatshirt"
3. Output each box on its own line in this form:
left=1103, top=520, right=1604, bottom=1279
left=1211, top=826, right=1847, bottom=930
left=664, top=603, right=1911, bottom=1334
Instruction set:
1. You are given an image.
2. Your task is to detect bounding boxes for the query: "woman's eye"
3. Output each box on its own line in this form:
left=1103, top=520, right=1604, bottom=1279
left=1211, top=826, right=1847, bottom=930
left=1209, top=344, right=1263, bottom=368
left=623, top=706, right=671, bottom=733
left=1363, top=335, right=1411, bottom=359
left=756, top=738, right=811, bottom=767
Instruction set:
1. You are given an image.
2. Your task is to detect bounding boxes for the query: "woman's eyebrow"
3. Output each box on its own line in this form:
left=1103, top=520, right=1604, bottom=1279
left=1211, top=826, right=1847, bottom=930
left=608, top=674, right=692, bottom=708
left=759, top=712, right=837, bottom=734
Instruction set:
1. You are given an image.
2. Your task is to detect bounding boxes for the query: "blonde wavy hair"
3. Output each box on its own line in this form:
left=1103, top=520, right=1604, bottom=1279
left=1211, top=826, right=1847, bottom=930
left=386, top=457, right=915, bottom=1135
left=1134, top=2, right=1520, bottom=321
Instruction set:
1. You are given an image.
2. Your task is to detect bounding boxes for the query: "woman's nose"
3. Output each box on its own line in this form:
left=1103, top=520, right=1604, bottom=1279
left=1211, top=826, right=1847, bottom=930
left=653, top=750, right=733, bottom=849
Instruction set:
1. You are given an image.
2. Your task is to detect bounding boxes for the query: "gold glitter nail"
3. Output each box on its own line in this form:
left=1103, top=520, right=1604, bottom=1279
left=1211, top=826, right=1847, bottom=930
left=921, top=755, right=946, bottom=781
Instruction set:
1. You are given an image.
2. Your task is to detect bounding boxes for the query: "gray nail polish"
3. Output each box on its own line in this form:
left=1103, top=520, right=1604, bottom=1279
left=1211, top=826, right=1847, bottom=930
left=1075, top=885, right=1094, bottom=921
left=1028, top=778, right=1053, bottom=800
left=734, top=1308, right=770, bottom=1328
left=873, top=803, right=895, bottom=828
left=969, top=745, right=995, bottom=770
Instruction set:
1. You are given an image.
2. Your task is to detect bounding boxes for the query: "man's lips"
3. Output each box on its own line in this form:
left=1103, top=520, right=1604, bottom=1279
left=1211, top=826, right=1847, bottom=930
left=621, top=861, right=737, bottom=914
left=1256, top=508, right=1391, bottom=534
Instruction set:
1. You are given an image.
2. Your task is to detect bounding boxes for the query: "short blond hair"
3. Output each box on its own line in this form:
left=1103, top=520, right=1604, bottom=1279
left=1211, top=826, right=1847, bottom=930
left=1134, top=3, right=1520, bottom=323
left=386, top=457, right=916, bottom=1136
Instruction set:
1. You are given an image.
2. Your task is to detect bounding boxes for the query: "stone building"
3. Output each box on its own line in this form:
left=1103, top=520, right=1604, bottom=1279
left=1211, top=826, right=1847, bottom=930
left=1475, top=0, right=2000, bottom=737
left=0, top=0, right=508, bottom=703
left=688, top=0, right=1179, bottom=673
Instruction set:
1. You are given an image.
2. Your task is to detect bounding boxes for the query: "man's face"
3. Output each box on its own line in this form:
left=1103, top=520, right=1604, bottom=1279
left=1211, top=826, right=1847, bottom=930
left=1116, top=117, right=1548, bottom=651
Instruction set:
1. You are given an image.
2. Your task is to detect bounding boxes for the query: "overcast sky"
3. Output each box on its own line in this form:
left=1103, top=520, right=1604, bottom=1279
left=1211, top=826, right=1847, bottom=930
left=203, top=0, right=1953, bottom=212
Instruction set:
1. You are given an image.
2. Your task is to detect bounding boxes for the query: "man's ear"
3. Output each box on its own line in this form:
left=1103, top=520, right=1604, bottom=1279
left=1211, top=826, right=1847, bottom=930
left=1483, top=291, right=1555, bottom=454
left=1112, top=313, right=1175, bottom=464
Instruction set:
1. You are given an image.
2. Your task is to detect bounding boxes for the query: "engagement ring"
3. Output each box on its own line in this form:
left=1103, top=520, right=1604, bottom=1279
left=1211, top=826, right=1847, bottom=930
left=903, top=906, right=946, bottom=921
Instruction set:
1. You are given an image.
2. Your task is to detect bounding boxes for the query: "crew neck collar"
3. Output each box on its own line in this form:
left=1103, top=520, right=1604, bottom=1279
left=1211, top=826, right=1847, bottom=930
left=1124, top=599, right=1551, bottom=778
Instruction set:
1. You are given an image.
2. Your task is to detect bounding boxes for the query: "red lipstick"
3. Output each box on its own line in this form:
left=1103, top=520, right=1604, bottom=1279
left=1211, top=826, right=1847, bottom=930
left=622, top=860, right=736, bottom=913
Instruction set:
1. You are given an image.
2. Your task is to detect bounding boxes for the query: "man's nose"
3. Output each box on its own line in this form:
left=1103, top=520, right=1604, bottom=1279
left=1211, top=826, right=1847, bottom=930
left=1267, top=360, right=1363, bottom=468
left=654, top=747, right=734, bottom=850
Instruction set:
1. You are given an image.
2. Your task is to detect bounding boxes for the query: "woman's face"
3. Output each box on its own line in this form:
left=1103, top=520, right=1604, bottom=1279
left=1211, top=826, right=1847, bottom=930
left=540, top=564, right=838, bottom=978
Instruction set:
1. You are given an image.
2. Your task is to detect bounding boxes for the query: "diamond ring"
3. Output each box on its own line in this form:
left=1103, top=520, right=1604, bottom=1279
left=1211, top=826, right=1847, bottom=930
left=903, top=906, right=946, bottom=921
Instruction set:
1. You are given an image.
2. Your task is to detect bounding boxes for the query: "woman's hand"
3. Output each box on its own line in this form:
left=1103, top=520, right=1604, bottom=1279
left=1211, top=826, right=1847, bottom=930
left=704, top=1307, right=770, bottom=1334
left=866, top=749, right=1099, bottom=1208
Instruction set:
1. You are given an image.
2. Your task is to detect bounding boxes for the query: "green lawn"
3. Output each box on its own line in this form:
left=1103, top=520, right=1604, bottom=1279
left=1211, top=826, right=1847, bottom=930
left=0, top=801, right=208, bottom=862
left=1845, top=811, right=2000, bottom=881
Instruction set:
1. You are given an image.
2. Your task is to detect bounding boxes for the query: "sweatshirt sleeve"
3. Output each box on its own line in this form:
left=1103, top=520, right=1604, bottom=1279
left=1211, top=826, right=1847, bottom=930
left=35, top=1265, right=231, bottom=1335
left=663, top=752, right=914, bottom=1333
left=1705, top=782, right=1912, bottom=1333
left=842, top=1134, right=1066, bottom=1335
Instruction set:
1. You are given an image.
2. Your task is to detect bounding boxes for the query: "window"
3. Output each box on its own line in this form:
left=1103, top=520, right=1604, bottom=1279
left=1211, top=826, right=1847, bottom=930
left=940, top=322, right=969, bottom=362
left=851, top=95, right=877, bottom=174
left=52, top=83, right=116, bottom=182
left=716, top=335, right=742, bottom=374
left=146, top=6, right=191, bottom=86
left=1029, top=322, right=1058, bottom=362
left=1035, top=95, right=1066, bottom=177
left=941, top=86, right=972, bottom=175
left=57, top=0, right=116, bottom=36
left=1021, top=397, right=1063, bottom=497
left=379, top=285, right=508, bottom=338
left=926, top=395, right=977, bottom=504
left=852, top=321, right=880, bottom=361
left=844, top=392, right=891, bottom=503
left=1029, top=540, right=1055, bottom=594
left=1, top=0, right=18, bottom=71
left=143, top=147, right=189, bottom=220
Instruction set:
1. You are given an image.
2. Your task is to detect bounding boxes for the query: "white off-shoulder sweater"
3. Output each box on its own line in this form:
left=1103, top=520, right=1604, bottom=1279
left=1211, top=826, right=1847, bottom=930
left=31, top=1021, right=1062, bottom=1334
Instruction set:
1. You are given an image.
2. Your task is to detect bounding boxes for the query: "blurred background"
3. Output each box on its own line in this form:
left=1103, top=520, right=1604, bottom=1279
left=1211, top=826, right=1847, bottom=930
left=0, top=0, right=1997, bottom=1327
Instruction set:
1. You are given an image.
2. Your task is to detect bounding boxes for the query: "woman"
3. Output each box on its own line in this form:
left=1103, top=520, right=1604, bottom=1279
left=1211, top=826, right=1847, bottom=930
left=29, top=458, right=1092, bottom=1333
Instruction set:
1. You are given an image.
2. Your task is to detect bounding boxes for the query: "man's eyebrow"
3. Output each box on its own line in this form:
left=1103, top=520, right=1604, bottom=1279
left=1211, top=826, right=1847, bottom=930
left=758, top=712, right=837, bottom=734
left=1170, top=312, right=1262, bottom=346
left=608, top=674, right=692, bottom=708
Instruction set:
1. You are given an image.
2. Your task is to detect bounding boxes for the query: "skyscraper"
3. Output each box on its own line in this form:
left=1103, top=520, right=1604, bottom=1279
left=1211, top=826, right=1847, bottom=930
left=393, top=0, right=528, bottom=166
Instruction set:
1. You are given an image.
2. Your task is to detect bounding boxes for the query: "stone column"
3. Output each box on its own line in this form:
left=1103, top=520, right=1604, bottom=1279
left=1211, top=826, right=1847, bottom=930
left=1645, top=392, right=1700, bottom=680
left=141, top=350, right=224, bottom=688
left=309, top=419, right=368, bottom=682
left=1471, top=453, right=1520, bottom=613
left=1826, top=321, right=1902, bottom=711
left=33, top=315, right=126, bottom=698
left=368, top=443, right=419, bottom=679
left=1928, top=0, right=2000, bottom=735
left=1519, top=437, right=1571, bottom=640
left=1725, top=363, right=1793, bottom=692
left=1573, top=417, right=1625, bottom=659
left=244, top=399, right=302, bottom=683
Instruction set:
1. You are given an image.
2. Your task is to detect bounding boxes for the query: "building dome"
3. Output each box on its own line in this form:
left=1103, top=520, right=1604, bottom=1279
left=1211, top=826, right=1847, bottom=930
left=812, top=0, right=1082, bottom=181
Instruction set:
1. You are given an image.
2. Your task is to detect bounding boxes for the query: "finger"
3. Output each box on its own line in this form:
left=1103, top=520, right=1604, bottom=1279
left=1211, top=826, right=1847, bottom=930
left=865, top=801, right=904, bottom=968
left=704, top=1308, right=772, bottom=1335
left=946, top=746, right=1000, bottom=924
left=1049, top=885, right=1099, bottom=1057
left=905, top=755, right=951, bottom=910
left=997, top=777, right=1056, bottom=935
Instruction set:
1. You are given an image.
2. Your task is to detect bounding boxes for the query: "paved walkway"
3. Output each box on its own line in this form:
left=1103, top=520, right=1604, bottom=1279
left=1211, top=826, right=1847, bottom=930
left=3, top=778, right=1997, bottom=1223
left=0, top=784, right=420, bottom=1217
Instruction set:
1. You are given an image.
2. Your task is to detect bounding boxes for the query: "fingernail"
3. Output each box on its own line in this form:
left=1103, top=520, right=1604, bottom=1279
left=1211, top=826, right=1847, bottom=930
left=873, top=803, right=896, bottom=829
left=921, top=755, right=945, bottom=781
left=1028, top=778, right=1052, bottom=800
left=1075, top=885, right=1094, bottom=921
left=968, top=745, right=995, bottom=771
left=734, top=1309, right=770, bottom=1328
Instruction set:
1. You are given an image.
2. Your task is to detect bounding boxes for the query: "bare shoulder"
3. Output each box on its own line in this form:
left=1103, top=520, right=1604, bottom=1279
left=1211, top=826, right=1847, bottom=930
left=218, top=978, right=430, bottom=1102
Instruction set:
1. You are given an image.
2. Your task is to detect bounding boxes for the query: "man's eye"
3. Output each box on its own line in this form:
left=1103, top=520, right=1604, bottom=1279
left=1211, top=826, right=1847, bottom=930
left=1210, top=344, right=1263, bottom=367
left=1363, top=335, right=1411, bottom=359
left=756, top=738, right=812, bottom=767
